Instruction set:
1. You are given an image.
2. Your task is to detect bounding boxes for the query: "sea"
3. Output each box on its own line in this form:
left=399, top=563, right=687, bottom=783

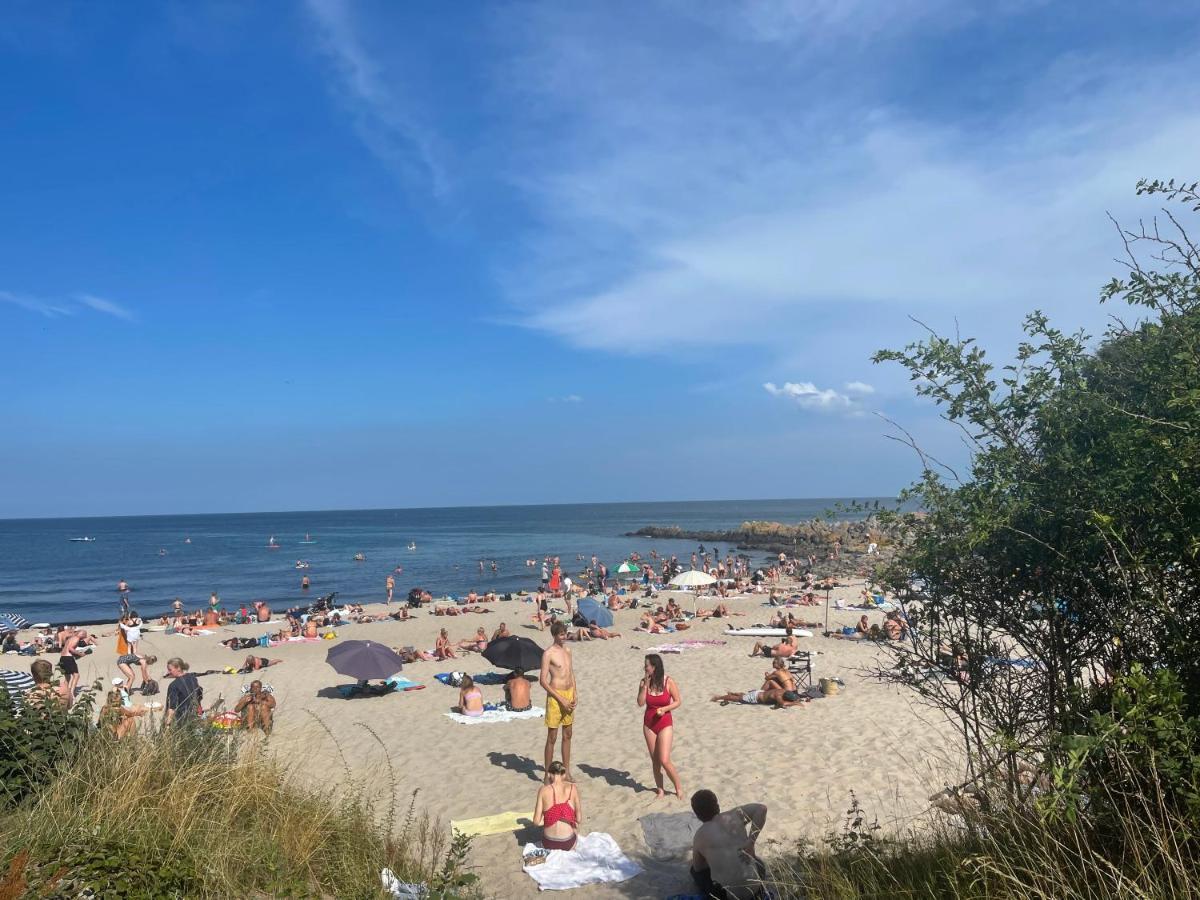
left=0, top=498, right=889, bottom=626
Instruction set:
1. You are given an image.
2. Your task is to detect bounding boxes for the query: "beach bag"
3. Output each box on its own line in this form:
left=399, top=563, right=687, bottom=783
left=141, top=678, right=160, bottom=696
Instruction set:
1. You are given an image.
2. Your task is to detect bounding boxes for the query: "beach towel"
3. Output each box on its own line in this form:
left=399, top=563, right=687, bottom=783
left=646, top=640, right=727, bottom=654
left=639, top=811, right=701, bottom=859
left=172, top=629, right=215, bottom=636
left=522, top=832, right=642, bottom=890
left=435, top=671, right=508, bottom=687
left=443, top=707, right=544, bottom=725
left=450, top=810, right=530, bottom=838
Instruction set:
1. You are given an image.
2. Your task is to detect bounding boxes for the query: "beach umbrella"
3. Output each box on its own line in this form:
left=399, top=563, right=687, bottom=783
left=615, top=561, right=640, bottom=575
left=0, top=670, right=34, bottom=699
left=669, top=570, right=716, bottom=587
left=0, top=615, right=26, bottom=634
left=0, top=613, right=29, bottom=628
left=482, top=636, right=544, bottom=672
left=326, top=640, right=404, bottom=681
left=577, top=596, right=614, bottom=628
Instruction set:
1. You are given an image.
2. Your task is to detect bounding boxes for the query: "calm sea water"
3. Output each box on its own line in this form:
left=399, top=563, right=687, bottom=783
left=0, top=498, right=887, bottom=625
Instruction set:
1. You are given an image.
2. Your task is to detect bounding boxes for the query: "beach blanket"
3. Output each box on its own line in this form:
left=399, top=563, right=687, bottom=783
left=640, top=811, right=702, bottom=859
left=522, top=832, right=642, bottom=890
left=172, top=629, right=214, bottom=636
left=443, top=707, right=544, bottom=725
left=336, top=677, right=424, bottom=698
left=450, top=810, right=530, bottom=837
left=646, top=640, right=727, bottom=654
left=725, top=627, right=814, bottom=638
left=434, top=671, right=508, bottom=687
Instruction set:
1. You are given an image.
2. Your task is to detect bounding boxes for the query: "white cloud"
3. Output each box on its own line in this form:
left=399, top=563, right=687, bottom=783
left=488, top=5, right=1200, bottom=373
left=845, top=381, right=875, bottom=395
left=77, top=293, right=136, bottom=322
left=548, top=394, right=583, bottom=404
left=764, top=381, right=852, bottom=411
left=2, top=291, right=137, bottom=322
left=0, top=290, right=73, bottom=318
left=304, top=0, right=449, bottom=198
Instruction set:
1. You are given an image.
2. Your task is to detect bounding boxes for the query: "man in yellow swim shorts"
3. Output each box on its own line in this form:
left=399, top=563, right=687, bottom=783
left=540, top=621, right=577, bottom=779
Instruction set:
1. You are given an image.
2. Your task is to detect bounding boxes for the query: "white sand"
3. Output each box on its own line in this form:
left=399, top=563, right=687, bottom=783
left=39, top=578, right=957, bottom=898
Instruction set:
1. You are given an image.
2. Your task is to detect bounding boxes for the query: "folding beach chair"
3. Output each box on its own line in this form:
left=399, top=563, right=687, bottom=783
left=786, top=651, right=813, bottom=690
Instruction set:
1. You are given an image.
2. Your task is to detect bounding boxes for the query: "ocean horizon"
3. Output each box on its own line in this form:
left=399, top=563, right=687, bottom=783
left=0, top=496, right=890, bottom=625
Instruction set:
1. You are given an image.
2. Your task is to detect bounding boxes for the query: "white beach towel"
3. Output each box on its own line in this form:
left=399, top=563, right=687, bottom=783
left=443, top=707, right=544, bottom=725
left=522, top=832, right=642, bottom=890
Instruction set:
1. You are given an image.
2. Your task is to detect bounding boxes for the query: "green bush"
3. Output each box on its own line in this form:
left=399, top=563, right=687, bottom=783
left=0, top=685, right=95, bottom=808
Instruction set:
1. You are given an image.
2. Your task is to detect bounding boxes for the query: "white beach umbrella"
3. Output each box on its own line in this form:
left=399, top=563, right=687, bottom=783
left=669, top=570, right=716, bottom=587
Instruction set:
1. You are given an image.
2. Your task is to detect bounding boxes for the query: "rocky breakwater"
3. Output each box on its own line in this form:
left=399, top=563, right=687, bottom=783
left=627, top=517, right=901, bottom=563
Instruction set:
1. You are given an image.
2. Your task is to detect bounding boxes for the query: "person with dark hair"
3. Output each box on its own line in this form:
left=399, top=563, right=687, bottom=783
left=690, top=790, right=768, bottom=899
left=533, top=760, right=581, bottom=851
left=540, top=620, right=576, bottom=778
left=637, top=654, right=684, bottom=799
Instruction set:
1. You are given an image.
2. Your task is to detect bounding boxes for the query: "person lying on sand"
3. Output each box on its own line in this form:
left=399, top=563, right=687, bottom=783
left=750, top=629, right=798, bottom=659
left=638, top=614, right=669, bottom=634
left=709, top=687, right=808, bottom=709
left=698, top=603, right=738, bottom=619
left=586, top=623, right=620, bottom=639
left=394, top=646, right=436, bottom=663
left=239, top=656, right=283, bottom=674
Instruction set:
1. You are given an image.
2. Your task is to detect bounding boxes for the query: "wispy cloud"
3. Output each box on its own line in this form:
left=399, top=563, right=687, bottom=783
left=845, top=381, right=875, bottom=395
left=304, top=0, right=449, bottom=198
left=0, top=291, right=73, bottom=318
left=77, top=293, right=137, bottom=322
left=548, top=394, right=583, bottom=404
left=2, top=290, right=136, bottom=322
left=488, top=4, right=1200, bottom=378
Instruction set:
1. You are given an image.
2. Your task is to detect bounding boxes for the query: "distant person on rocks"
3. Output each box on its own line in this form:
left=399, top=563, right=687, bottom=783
left=690, top=790, right=768, bottom=899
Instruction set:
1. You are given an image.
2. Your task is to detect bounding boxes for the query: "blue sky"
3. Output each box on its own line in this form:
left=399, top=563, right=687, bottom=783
left=2, top=1, right=1197, bottom=517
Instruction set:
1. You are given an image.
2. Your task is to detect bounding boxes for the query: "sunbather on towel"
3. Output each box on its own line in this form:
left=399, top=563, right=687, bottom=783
left=710, top=687, right=807, bottom=709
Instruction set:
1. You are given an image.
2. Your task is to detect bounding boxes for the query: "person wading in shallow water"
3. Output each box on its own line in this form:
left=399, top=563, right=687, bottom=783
left=540, top=621, right=577, bottom=780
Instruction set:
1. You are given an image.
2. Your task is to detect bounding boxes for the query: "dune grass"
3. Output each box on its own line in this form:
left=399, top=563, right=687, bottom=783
left=767, top=788, right=1200, bottom=900
left=0, top=723, right=476, bottom=899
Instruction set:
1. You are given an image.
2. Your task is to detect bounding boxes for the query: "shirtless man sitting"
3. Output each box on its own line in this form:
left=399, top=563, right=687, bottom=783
left=234, top=680, right=276, bottom=733
left=491, top=622, right=512, bottom=642
left=504, top=668, right=532, bottom=712
left=749, top=628, right=798, bottom=659
left=540, top=621, right=577, bottom=780
left=690, top=790, right=769, bottom=899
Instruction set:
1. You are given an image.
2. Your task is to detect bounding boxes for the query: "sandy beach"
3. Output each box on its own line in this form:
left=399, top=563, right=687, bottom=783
left=16, top=579, right=956, bottom=898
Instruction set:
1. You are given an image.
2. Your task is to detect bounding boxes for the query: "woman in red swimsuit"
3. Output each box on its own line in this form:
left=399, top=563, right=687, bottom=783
left=534, top=760, right=582, bottom=850
left=637, top=653, right=684, bottom=798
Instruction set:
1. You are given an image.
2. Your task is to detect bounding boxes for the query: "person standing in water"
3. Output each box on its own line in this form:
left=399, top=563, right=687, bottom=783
left=540, top=621, right=577, bottom=779
left=637, top=653, right=684, bottom=799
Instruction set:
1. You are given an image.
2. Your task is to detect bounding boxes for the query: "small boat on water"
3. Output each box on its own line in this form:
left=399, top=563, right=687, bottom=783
left=295, top=560, right=310, bottom=570
left=353, top=553, right=366, bottom=562
left=68, top=537, right=96, bottom=542
left=267, top=536, right=281, bottom=550
left=184, top=537, right=191, bottom=544
left=408, top=542, right=417, bottom=551
left=299, top=533, right=317, bottom=544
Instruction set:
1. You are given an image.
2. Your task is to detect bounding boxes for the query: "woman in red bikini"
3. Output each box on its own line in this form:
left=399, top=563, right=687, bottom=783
left=533, top=760, right=582, bottom=851
left=637, top=653, right=684, bottom=799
